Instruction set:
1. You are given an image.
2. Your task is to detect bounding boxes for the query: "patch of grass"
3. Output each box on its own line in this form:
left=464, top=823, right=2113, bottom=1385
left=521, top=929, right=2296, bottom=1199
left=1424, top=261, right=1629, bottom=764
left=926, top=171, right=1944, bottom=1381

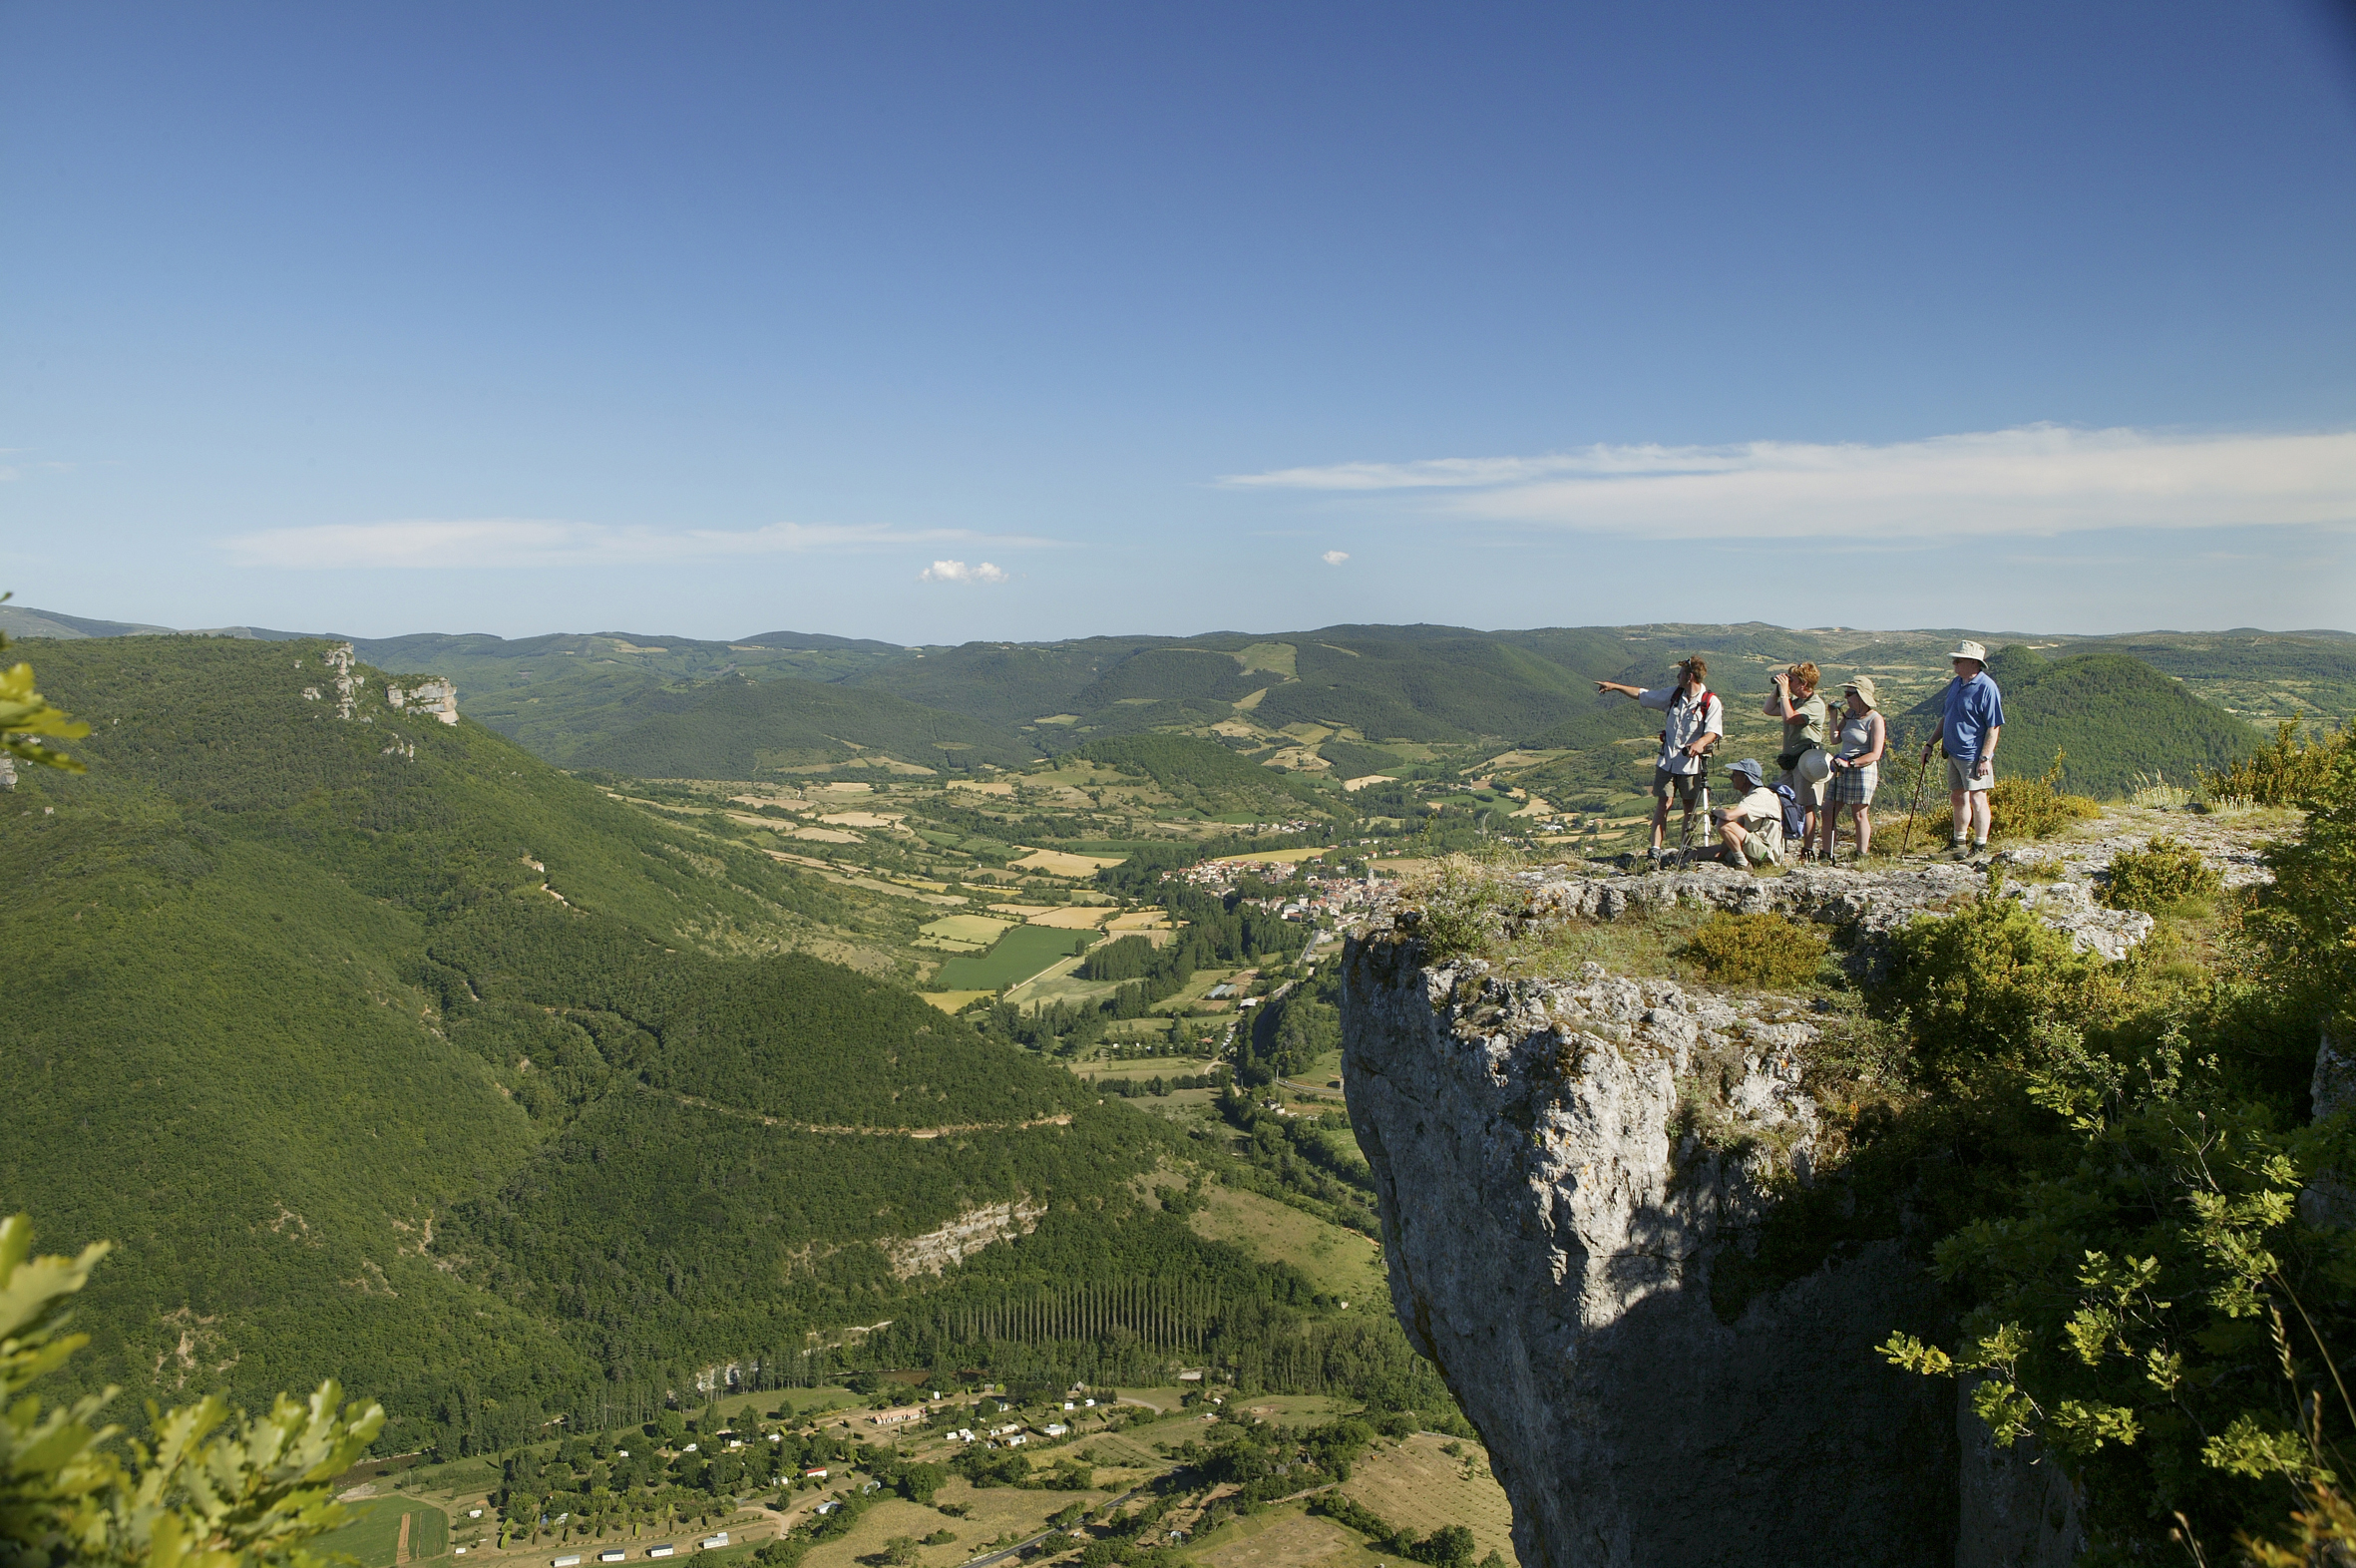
left=312, top=1498, right=450, bottom=1568
left=1185, top=1185, right=1387, bottom=1303
left=1493, top=905, right=1711, bottom=983
left=927, top=925, right=1095, bottom=989
left=1676, top=913, right=1829, bottom=990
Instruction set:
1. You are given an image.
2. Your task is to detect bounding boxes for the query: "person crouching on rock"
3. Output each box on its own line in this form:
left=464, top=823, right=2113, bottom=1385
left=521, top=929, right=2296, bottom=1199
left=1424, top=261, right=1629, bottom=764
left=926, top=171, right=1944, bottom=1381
left=1712, top=758, right=1784, bottom=869
left=1766, top=661, right=1832, bottom=859
left=1594, top=655, right=1723, bottom=865
left=1819, top=675, right=1885, bottom=862
left=1920, top=639, right=2005, bottom=860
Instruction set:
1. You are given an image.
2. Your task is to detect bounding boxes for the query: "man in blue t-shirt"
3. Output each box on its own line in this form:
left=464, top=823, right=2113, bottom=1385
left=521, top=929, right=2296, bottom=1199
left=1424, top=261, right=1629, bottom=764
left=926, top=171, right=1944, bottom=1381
left=1918, top=639, right=2005, bottom=859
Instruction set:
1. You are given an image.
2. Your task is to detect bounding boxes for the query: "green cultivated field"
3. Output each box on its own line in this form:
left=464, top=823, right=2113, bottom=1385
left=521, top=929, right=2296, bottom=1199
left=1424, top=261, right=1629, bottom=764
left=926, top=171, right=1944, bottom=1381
left=313, top=1497, right=450, bottom=1568
left=928, top=924, right=1092, bottom=989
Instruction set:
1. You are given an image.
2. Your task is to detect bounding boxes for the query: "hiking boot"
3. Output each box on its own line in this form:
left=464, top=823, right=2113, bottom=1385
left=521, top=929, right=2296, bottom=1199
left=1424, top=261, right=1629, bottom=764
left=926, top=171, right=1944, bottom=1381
left=1945, top=843, right=1972, bottom=862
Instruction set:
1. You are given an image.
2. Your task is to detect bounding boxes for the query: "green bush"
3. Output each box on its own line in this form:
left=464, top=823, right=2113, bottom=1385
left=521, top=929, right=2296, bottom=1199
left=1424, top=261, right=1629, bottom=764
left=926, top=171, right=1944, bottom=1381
left=1882, top=886, right=2113, bottom=1080
left=1677, top=912, right=1828, bottom=990
left=1987, top=753, right=2103, bottom=840
left=2201, top=720, right=2351, bottom=808
left=2100, top=836, right=2221, bottom=913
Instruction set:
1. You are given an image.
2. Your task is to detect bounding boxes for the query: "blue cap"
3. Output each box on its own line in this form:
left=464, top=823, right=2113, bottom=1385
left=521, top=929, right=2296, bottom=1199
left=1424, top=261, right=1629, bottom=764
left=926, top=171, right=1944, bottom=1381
left=1725, top=758, right=1764, bottom=786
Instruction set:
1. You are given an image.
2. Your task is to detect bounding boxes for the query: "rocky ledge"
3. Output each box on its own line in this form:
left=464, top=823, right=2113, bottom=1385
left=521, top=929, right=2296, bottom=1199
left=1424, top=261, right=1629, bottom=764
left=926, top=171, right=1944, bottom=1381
left=1508, top=855, right=2153, bottom=961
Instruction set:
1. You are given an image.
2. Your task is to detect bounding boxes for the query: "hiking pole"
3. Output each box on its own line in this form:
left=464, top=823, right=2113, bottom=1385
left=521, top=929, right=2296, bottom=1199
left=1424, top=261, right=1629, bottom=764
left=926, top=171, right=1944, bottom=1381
left=1897, top=750, right=1932, bottom=861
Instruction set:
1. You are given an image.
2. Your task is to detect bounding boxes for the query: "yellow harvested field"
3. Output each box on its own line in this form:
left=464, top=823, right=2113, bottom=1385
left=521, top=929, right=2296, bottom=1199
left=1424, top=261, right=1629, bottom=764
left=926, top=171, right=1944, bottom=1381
left=817, top=811, right=901, bottom=828
left=919, top=990, right=992, bottom=1013
left=986, top=903, right=1054, bottom=918
left=1104, top=911, right=1172, bottom=931
left=1007, top=847, right=1127, bottom=875
left=947, top=779, right=1014, bottom=794
left=1339, top=1434, right=1520, bottom=1562
left=921, top=914, right=1012, bottom=944
left=1023, top=905, right=1111, bottom=929
left=1223, top=847, right=1331, bottom=865
left=1195, top=1505, right=1381, bottom=1568
left=1342, top=774, right=1396, bottom=791
left=789, top=826, right=863, bottom=843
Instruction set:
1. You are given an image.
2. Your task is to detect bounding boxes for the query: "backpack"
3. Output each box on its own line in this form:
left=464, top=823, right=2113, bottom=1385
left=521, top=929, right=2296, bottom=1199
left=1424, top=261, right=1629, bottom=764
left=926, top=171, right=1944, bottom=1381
left=1773, top=782, right=1807, bottom=843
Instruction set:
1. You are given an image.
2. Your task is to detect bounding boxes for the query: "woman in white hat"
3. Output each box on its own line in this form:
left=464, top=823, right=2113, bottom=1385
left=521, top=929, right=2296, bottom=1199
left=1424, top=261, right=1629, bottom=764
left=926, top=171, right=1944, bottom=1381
left=1819, top=675, right=1885, bottom=861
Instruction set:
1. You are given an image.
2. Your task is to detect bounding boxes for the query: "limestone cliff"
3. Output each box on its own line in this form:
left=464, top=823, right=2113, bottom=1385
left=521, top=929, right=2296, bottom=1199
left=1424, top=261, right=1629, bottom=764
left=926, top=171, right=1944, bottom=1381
left=1345, top=940, right=1965, bottom=1565
left=1338, top=859, right=2127, bottom=1567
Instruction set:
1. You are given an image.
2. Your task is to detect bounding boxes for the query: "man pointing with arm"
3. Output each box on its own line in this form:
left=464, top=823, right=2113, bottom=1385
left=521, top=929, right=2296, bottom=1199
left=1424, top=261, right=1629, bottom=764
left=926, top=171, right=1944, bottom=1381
left=1596, top=655, right=1723, bottom=866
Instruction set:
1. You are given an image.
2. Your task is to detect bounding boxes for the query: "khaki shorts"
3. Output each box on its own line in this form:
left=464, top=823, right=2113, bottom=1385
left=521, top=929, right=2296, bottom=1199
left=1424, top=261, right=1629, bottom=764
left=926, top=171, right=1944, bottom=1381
left=1945, top=756, right=1994, bottom=793
left=1651, top=766, right=1706, bottom=806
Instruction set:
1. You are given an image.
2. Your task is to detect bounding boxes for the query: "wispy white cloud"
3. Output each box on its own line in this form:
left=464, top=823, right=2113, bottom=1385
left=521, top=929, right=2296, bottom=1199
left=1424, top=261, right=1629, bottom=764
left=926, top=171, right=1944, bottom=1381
left=218, top=519, right=1057, bottom=569
left=1321, top=550, right=1351, bottom=565
left=1222, top=426, right=2356, bottom=539
left=919, top=560, right=1008, bottom=584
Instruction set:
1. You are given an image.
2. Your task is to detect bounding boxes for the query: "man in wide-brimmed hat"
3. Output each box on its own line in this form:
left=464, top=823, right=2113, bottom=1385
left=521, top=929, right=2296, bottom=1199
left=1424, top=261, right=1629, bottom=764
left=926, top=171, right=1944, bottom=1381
left=1920, top=640, right=2005, bottom=859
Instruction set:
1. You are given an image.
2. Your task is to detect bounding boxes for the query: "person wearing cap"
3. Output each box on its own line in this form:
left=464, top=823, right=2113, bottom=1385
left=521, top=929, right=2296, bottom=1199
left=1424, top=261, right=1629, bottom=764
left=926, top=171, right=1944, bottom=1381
left=1819, top=675, right=1886, bottom=861
left=1921, top=641, right=2005, bottom=858
left=1711, top=757, right=1784, bottom=868
left=1595, top=656, right=1723, bottom=864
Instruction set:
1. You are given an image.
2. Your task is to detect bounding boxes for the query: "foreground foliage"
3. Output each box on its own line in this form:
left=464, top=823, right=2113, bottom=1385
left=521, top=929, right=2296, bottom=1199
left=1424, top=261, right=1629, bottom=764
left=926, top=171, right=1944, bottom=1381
left=1876, top=747, right=2356, bottom=1561
left=0, top=1216, right=383, bottom=1568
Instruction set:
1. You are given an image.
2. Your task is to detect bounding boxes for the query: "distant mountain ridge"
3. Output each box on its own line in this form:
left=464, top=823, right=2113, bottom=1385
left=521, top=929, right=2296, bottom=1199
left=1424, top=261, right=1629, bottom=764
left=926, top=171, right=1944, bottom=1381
left=15, top=605, right=2350, bottom=792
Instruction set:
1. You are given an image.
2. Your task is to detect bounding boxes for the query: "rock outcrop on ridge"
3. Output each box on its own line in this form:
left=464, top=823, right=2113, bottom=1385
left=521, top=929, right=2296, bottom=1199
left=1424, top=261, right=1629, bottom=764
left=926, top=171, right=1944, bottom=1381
left=1334, top=849, right=2183, bottom=1566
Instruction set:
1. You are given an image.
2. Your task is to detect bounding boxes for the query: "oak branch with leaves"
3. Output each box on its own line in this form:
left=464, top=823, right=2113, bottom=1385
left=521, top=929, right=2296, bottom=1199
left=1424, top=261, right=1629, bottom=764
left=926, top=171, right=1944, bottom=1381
left=0, top=1214, right=385, bottom=1568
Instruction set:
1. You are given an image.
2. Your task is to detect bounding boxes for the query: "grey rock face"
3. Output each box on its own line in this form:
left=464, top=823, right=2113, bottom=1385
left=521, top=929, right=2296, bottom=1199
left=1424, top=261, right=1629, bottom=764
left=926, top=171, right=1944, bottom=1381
left=1343, top=934, right=1960, bottom=1566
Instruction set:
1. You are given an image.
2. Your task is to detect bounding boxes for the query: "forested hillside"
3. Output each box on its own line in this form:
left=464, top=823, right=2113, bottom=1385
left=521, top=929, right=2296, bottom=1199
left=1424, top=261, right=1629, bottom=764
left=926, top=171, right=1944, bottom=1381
left=567, top=672, right=1033, bottom=776
left=5, top=637, right=1445, bottom=1462
left=1889, top=646, right=2258, bottom=797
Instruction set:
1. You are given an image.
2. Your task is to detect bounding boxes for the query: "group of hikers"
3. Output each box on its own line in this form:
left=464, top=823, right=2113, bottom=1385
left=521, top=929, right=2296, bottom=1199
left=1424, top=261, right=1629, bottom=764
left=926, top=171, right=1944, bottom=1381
left=1593, top=639, right=2006, bottom=868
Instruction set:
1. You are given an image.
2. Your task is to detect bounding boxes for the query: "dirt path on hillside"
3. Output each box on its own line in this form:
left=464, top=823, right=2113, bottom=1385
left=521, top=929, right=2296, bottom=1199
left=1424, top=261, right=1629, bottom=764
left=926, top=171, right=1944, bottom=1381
left=395, top=1511, right=410, bottom=1566
left=669, top=1092, right=1074, bottom=1139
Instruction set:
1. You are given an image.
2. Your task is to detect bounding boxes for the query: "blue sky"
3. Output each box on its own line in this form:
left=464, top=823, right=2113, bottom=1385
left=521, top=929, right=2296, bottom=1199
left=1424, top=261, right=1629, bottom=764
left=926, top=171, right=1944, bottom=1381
left=5, top=1, right=2354, bottom=642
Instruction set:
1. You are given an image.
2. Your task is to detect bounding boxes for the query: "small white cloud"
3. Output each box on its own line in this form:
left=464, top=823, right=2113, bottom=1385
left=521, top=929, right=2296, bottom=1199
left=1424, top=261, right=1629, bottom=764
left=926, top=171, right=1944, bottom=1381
left=1321, top=550, right=1350, bottom=566
left=1221, top=426, right=2356, bottom=540
left=919, top=560, right=1008, bottom=584
left=218, top=519, right=1054, bottom=569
